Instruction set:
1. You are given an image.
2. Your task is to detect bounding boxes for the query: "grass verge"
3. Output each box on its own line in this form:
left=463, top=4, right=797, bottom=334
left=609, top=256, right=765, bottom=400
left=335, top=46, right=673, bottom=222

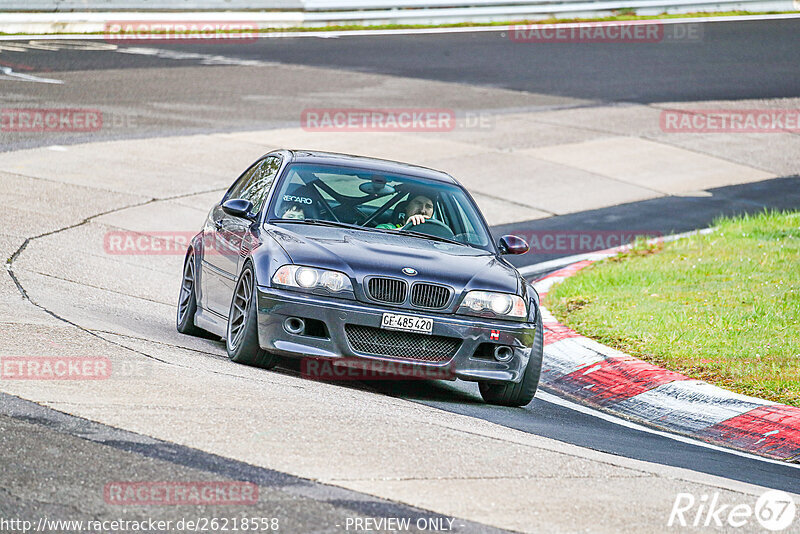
left=546, top=211, right=800, bottom=407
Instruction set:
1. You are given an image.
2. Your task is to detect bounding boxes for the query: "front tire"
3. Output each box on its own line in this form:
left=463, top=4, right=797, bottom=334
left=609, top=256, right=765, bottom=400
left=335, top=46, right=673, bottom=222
left=479, top=320, right=543, bottom=407
left=226, top=263, right=278, bottom=369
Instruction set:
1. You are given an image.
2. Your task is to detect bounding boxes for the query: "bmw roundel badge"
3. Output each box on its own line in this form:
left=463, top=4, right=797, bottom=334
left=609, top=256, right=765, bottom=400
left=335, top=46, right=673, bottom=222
left=402, top=267, right=418, bottom=276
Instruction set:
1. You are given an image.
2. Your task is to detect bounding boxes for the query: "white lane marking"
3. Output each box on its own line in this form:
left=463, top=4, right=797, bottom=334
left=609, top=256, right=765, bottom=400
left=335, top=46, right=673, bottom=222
left=536, top=389, right=800, bottom=469
left=0, top=66, right=63, bottom=84
left=0, top=40, right=269, bottom=68
left=47, top=145, right=68, bottom=151
left=532, top=275, right=565, bottom=294
left=21, top=41, right=118, bottom=51
left=0, top=13, right=799, bottom=41
left=0, top=41, right=118, bottom=52
left=521, top=254, right=607, bottom=278
left=0, top=43, right=30, bottom=52
left=114, top=46, right=272, bottom=66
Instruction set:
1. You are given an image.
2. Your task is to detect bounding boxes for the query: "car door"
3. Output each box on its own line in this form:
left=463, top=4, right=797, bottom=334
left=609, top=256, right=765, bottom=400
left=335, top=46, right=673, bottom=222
left=202, top=156, right=281, bottom=316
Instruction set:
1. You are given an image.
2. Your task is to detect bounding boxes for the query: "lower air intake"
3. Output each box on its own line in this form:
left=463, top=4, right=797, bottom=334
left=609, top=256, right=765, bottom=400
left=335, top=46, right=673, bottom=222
left=344, top=324, right=460, bottom=362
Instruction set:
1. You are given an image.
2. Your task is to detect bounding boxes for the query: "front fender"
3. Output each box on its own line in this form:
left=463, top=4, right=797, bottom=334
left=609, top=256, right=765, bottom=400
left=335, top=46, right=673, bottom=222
left=189, top=231, right=204, bottom=256
left=249, top=231, right=292, bottom=288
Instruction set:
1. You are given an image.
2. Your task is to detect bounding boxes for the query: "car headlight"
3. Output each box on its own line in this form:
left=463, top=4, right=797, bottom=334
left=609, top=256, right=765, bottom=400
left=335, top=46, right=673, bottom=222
left=272, top=265, right=352, bottom=294
left=458, top=291, right=527, bottom=319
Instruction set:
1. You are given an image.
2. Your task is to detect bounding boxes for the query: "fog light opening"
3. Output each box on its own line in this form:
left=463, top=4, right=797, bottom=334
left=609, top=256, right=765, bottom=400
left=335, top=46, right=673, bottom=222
left=284, top=317, right=306, bottom=335
left=494, top=345, right=514, bottom=362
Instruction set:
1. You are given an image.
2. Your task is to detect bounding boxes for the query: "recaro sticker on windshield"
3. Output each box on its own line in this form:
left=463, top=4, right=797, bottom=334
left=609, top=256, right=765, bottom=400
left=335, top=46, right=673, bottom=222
left=283, top=195, right=313, bottom=204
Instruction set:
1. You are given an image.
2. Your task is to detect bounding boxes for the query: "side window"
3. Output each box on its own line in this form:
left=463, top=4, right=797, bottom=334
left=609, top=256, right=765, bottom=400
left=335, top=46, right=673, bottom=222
left=226, top=156, right=281, bottom=212
left=226, top=162, right=260, bottom=202
left=242, top=156, right=281, bottom=212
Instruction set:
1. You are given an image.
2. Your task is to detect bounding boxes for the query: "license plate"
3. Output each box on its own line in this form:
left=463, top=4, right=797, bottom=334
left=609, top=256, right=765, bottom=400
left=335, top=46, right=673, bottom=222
left=381, top=313, right=433, bottom=334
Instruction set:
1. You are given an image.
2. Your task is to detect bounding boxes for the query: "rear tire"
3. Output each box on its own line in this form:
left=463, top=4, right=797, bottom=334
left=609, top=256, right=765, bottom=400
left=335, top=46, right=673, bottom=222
left=176, top=251, right=205, bottom=336
left=479, top=320, right=543, bottom=407
left=226, top=263, right=278, bottom=369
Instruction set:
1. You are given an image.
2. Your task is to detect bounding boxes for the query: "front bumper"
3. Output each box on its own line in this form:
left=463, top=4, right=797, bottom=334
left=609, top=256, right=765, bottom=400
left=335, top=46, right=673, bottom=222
left=256, top=286, right=539, bottom=383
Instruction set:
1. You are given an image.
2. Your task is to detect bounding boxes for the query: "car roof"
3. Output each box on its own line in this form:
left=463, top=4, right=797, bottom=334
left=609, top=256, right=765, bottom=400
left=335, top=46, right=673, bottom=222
left=282, top=150, right=459, bottom=185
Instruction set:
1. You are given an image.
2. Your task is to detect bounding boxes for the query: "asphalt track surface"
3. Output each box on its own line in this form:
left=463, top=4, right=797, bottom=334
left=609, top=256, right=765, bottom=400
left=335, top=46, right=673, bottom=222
left=1, top=18, right=800, bottom=529
left=155, top=20, right=800, bottom=103
left=0, top=394, right=497, bottom=534
left=2, top=19, right=797, bottom=103
left=2, top=18, right=800, bottom=152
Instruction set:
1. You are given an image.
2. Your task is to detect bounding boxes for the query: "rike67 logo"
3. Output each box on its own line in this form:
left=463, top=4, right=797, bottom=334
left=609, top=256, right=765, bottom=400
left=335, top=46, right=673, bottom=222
left=669, top=490, right=796, bottom=531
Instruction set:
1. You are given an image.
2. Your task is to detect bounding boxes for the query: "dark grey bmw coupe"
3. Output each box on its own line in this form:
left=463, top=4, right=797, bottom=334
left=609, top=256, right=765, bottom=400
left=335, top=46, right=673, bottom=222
left=177, top=150, right=542, bottom=406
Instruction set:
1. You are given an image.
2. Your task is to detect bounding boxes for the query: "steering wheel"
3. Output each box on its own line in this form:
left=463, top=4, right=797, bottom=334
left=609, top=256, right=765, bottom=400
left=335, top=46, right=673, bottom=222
left=400, top=218, right=455, bottom=239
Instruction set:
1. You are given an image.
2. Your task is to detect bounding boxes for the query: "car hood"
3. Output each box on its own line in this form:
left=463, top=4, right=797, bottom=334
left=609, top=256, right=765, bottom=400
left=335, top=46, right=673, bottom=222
left=266, top=224, right=521, bottom=296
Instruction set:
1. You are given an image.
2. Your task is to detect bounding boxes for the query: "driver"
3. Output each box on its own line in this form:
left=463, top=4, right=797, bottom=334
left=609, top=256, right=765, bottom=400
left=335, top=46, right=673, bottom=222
left=279, top=201, right=306, bottom=220
left=377, top=194, right=434, bottom=229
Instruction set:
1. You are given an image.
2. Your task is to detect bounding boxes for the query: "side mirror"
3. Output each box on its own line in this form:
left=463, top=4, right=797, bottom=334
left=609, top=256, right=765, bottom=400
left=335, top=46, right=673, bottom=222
left=221, top=199, right=255, bottom=219
left=499, top=235, right=529, bottom=255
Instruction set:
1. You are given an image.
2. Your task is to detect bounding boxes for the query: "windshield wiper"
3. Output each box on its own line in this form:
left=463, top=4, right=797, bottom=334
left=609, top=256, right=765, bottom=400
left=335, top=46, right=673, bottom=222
left=274, top=219, right=369, bottom=231
left=397, top=229, right=469, bottom=247
left=276, top=219, right=475, bottom=248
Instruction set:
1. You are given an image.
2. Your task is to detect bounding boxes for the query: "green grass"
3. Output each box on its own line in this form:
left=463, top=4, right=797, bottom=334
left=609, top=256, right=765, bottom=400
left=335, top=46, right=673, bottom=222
left=546, top=211, right=800, bottom=407
left=2, top=10, right=796, bottom=36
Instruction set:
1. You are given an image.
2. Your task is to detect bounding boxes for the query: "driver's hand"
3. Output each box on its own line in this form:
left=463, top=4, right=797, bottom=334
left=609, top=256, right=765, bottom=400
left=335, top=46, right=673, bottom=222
left=406, top=214, right=430, bottom=226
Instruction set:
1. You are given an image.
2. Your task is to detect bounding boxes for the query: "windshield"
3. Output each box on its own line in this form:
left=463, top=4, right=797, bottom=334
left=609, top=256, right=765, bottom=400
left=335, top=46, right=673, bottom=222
left=267, top=163, right=494, bottom=252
